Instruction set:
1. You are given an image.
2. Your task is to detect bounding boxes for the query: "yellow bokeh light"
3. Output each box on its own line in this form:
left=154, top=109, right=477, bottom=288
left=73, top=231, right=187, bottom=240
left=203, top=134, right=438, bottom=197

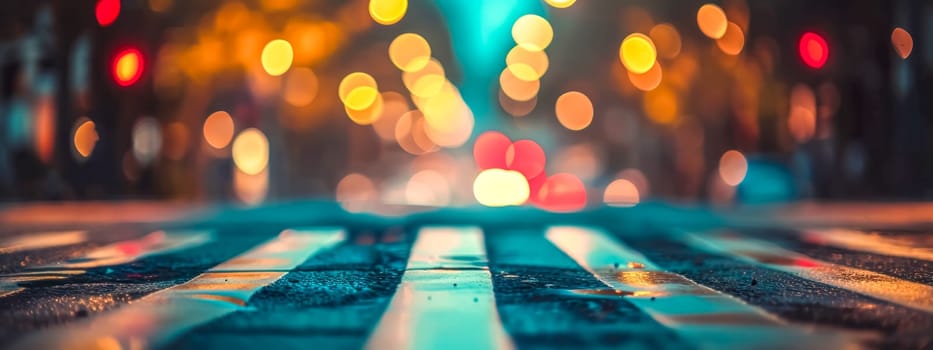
left=506, top=46, right=549, bottom=81
left=716, top=22, right=745, bottom=55
left=499, top=68, right=540, bottom=102
left=411, top=75, right=448, bottom=99
left=619, top=33, right=657, bottom=74
left=345, top=86, right=380, bottom=111
left=389, top=33, right=431, bottom=72
left=555, top=91, right=594, bottom=131
left=369, top=0, right=407, bottom=25
left=232, top=128, right=269, bottom=175
left=283, top=67, right=319, bottom=107
left=604, top=179, right=640, bottom=207
left=697, top=4, right=728, bottom=39
left=643, top=85, right=678, bottom=124
left=473, top=168, right=530, bottom=207
left=648, top=23, right=682, bottom=59
left=627, top=62, right=662, bottom=91
left=73, top=118, right=99, bottom=159
left=402, top=59, right=445, bottom=92
left=718, top=150, right=748, bottom=187
left=544, top=0, right=576, bottom=8
left=345, top=92, right=384, bottom=125
left=511, top=15, right=553, bottom=52
left=203, top=111, right=235, bottom=149
left=339, top=72, right=378, bottom=106
left=260, top=39, right=294, bottom=76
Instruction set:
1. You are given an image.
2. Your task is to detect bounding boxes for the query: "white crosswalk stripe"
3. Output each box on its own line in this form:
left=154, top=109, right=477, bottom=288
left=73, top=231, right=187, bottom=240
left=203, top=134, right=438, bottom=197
left=365, top=226, right=514, bottom=350
left=547, top=226, right=867, bottom=350
left=685, top=231, right=933, bottom=313
left=9, top=228, right=345, bottom=350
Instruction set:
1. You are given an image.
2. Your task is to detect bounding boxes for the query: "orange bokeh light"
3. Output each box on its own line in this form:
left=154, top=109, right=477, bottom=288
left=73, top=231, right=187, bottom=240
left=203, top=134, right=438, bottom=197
left=555, top=91, right=594, bottom=131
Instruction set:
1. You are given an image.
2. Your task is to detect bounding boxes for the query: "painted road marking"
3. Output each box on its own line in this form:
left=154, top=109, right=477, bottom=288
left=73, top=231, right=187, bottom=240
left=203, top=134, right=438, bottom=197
left=0, top=230, right=213, bottom=298
left=0, top=230, right=87, bottom=254
left=686, top=231, right=933, bottom=313
left=9, top=228, right=345, bottom=350
left=799, top=229, right=933, bottom=262
left=365, top=226, right=514, bottom=350
left=547, top=226, right=867, bottom=350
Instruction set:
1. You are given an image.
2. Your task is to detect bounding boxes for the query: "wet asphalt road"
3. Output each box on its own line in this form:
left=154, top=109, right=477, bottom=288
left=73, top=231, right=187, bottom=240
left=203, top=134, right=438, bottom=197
left=0, top=201, right=931, bottom=349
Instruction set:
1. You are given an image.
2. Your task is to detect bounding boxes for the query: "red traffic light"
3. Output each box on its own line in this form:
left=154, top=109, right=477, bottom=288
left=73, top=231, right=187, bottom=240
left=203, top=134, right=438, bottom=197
left=113, top=48, right=144, bottom=87
left=799, top=32, right=829, bottom=69
left=96, top=0, right=120, bottom=27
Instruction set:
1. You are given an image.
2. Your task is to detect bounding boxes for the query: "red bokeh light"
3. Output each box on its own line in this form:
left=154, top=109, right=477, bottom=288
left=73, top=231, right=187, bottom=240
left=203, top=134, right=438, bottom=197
left=96, top=0, right=121, bottom=27
left=113, top=48, right=144, bottom=87
left=535, top=173, right=587, bottom=212
left=506, top=140, right=546, bottom=179
left=473, top=131, right=512, bottom=170
left=799, top=32, right=828, bottom=69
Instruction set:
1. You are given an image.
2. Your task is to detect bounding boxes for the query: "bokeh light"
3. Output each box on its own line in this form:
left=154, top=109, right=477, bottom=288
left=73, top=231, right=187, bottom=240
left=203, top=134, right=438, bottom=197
left=345, top=92, right=384, bottom=125
left=73, top=118, right=99, bottom=159
left=718, top=150, right=748, bottom=186
left=373, top=92, right=410, bottom=141
left=474, top=131, right=511, bottom=170
left=283, top=67, right=319, bottom=107
left=406, top=170, right=451, bottom=206
left=203, top=111, right=235, bottom=149
left=336, top=173, right=377, bottom=212
left=499, top=68, right=540, bottom=102
left=697, top=4, right=728, bottom=39
left=369, top=0, right=408, bottom=25
left=132, top=117, right=161, bottom=165
left=113, top=48, right=144, bottom=87
left=788, top=83, right=816, bottom=143
left=511, top=15, right=553, bottom=52
left=619, top=33, right=657, bottom=74
left=604, top=179, right=640, bottom=207
left=799, top=32, right=828, bottom=69
left=389, top=33, right=431, bottom=72
left=340, top=72, right=378, bottom=104
left=403, top=59, right=445, bottom=93
left=627, top=62, right=662, bottom=91
left=544, top=0, right=576, bottom=9
left=96, top=0, right=120, bottom=27
left=716, top=22, right=745, bottom=55
left=555, top=91, right=594, bottom=131
left=649, top=23, right=682, bottom=59
left=232, top=128, right=270, bottom=175
left=891, top=27, right=913, bottom=59
left=506, top=46, right=549, bottom=81
left=506, top=139, right=546, bottom=179
left=473, top=169, right=530, bottom=207
left=536, top=173, right=587, bottom=212
left=260, top=39, right=294, bottom=76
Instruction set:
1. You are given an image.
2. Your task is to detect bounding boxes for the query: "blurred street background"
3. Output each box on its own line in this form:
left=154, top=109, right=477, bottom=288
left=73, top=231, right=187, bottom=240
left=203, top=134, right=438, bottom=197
left=0, top=0, right=931, bottom=209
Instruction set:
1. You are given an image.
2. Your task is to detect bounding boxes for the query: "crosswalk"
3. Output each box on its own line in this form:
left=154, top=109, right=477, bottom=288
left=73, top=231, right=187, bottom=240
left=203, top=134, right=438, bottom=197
left=0, top=222, right=930, bottom=349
